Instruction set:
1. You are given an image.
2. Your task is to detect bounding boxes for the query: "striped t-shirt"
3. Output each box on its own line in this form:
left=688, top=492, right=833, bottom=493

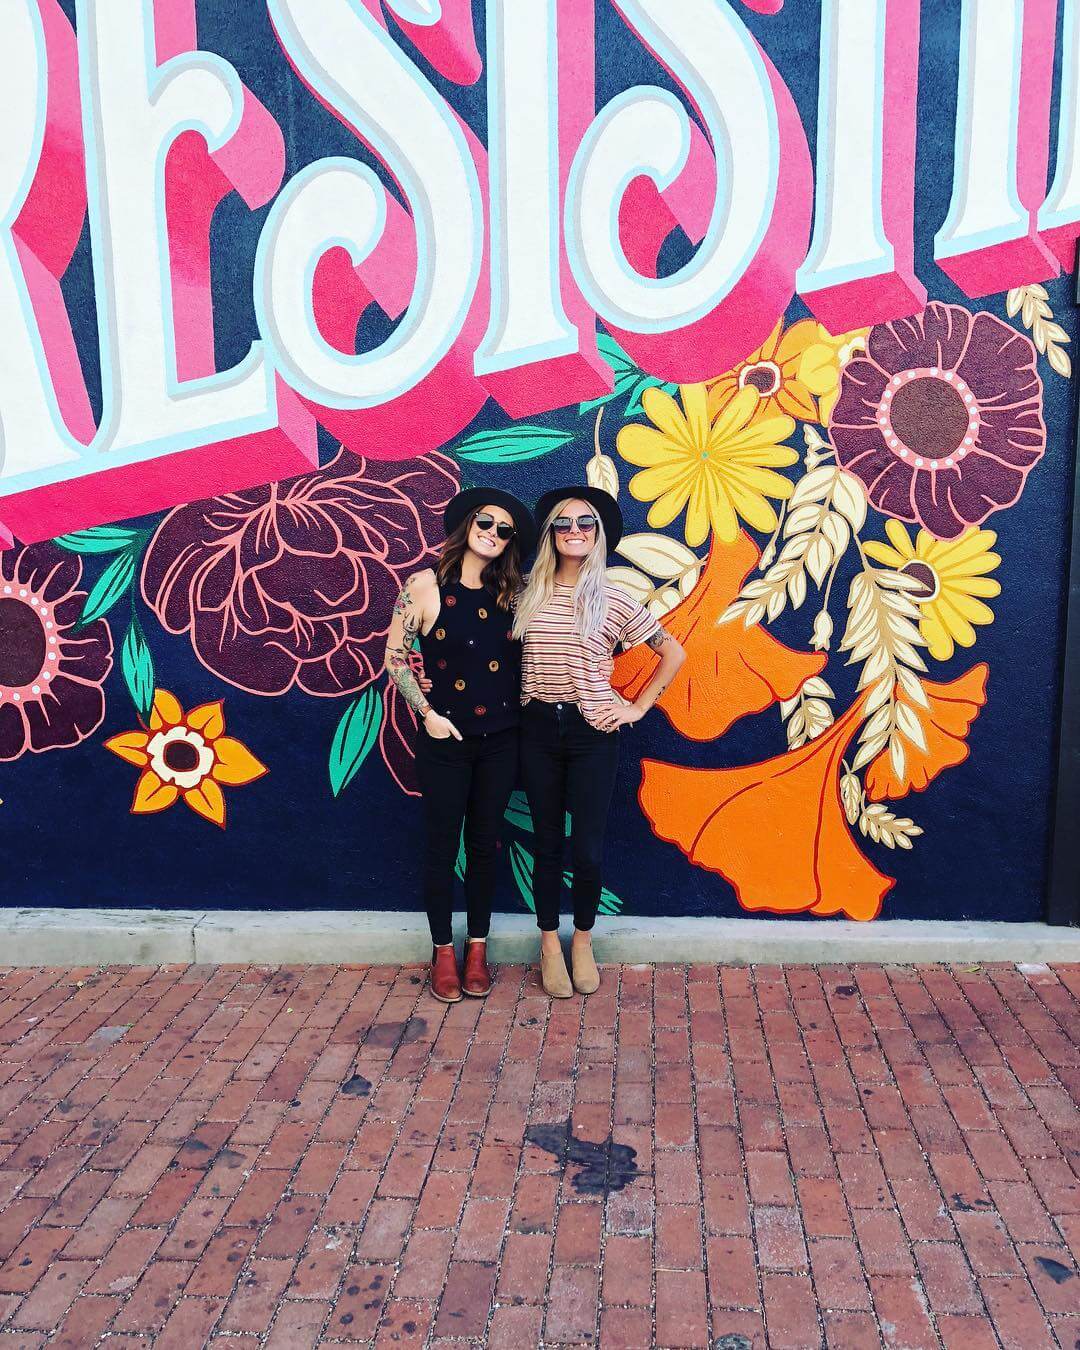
left=520, top=583, right=661, bottom=729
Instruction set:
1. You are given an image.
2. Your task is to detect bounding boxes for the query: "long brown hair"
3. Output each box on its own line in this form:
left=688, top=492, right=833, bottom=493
left=436, top=510, right=524, bottom=610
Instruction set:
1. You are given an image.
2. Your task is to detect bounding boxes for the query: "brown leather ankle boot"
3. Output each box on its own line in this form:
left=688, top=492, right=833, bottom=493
left=462, top=939, right=491, bottom=997
left=429, top=945, right=462, bottom=1003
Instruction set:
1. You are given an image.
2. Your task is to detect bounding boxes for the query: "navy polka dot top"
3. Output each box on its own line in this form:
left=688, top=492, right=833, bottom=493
left=418, top=581, right=521, bottom=735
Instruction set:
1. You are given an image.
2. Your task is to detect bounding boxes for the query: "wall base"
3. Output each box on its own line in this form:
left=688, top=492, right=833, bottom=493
left=3, top=909, right=1079, bottom=968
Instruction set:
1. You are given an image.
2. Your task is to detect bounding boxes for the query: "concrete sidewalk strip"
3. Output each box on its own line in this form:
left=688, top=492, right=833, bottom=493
left=0, top=959, right=1076, bottom=1349
left=3, top=907, right=1080, bottom=966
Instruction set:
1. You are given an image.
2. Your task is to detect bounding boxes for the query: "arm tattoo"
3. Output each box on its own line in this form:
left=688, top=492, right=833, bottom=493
left=646, top=626, right=671, bottom=653
left=387, top=584, right=429, bottom=715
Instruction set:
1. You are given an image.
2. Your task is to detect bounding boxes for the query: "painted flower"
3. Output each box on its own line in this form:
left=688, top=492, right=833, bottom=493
left=618, top=385, right=797, bottom=546
left=141, top=449, right=459, bottom=697
left=612, top=532, right=825, bottom=741
left=0, top=542, right=112, bottom=762
left=830, top=303, right=1046, bottom=540
left=639, top=691, right=893, bottom=921
left=864, top=521, right=1001, bottom=661
left=866, top=665, right=988, bottom=801
left=105, top=690, right=266, bottom=827
left=706, top=318, right=867, bottom=424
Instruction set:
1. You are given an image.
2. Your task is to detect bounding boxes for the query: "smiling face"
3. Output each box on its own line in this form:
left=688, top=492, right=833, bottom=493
left=551, top=498, right=599, bottom=562
left=467, top=503, right=515, bottom=562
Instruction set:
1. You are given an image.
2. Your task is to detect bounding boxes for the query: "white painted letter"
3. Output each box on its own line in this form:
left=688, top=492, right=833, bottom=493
left=257, top=0, right=483, bottom=413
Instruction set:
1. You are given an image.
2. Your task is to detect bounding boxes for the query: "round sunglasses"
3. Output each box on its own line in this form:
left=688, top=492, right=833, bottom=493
left=552, top=514, right=598, bottom=534
left=472, top=512, right=516, bottom=541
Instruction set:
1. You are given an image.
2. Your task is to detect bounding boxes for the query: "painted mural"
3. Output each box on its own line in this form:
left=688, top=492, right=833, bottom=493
left=0, top=0, right=1076, bottom=923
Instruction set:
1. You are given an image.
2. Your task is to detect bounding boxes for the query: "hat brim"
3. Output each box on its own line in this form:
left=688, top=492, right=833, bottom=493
left=443, top=488, right=537, bottom=555
left=534, top=485, right=624, bottom=550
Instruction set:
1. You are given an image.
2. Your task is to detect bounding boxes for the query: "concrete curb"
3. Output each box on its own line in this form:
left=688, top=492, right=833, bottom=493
left=2, top=908, right=1079, bottom=967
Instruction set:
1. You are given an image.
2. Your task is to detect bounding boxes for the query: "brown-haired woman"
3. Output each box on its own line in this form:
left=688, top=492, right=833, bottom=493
left=384, top=488, right=536, bottom=1003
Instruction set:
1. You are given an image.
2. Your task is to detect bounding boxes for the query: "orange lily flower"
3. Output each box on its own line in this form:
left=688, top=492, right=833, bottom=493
left=705, top=319, right=867, bottom=424
left=105, top=690, right=267, bottom=828
left=866, top=665, right=988, bottom=801
left=638, top=692, right=894, bottom=921
left=612, top=532, right=826, bottom=741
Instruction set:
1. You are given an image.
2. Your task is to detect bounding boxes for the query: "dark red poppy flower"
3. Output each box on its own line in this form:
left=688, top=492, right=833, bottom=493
left=829, top=303, right=1046, bottom=539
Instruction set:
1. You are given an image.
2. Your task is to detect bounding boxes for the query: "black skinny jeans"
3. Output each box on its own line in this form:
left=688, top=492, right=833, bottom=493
left=519, top=700, right=621, bottom=932
left=414, top=725, right=518, bottom=946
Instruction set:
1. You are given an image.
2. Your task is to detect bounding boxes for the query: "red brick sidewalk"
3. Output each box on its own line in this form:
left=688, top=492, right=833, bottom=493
left=0, top=962, right=1077, bottom=1349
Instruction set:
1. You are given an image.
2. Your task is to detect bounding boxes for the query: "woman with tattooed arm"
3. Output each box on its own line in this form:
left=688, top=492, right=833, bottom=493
left=384, top=489, right=535, bottom=1003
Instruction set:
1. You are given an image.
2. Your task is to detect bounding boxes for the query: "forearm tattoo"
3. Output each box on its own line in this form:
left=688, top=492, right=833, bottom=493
left=646, top=627, right=674, bottom=699
left=387, top=581, right=429, bottom=715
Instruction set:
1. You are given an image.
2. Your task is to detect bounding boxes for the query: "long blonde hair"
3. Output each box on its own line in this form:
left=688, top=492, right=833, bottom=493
left=513, top=499, right=609, bottom=642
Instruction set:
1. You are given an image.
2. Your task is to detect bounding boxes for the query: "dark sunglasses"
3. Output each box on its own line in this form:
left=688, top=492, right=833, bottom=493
left=473, top=512, right=516, bottom=541
left=552, top=514, right=598, bottom=534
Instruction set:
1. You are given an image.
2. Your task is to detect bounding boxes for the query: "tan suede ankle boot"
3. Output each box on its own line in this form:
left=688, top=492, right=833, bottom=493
left=540, top=946, right=573, bottom=998
left=571, top=941, right=600, bottom=995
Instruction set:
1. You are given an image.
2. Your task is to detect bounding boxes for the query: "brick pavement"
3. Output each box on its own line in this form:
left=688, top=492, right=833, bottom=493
left=0, top=960, right=1077, bottom=1348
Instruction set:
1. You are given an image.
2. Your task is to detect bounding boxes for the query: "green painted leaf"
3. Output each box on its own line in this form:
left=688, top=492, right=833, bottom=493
left=455, top=425, right=575, bottom=463
left=329, top=687, right=383, bottom=797
left=78, top=550, right=136, bottom=626
left=510, top=841, right=537, bottom=912
left=561, top=871, right=623, bottom=916
left=597, top=333, right=636, bottom=375
left=624, top=377, right=678, bottom=417
left=597, top=886, right=623, bottom=916
left=504, top=791, right=533, bottom=831
left=55, top=526, right=140, bottom=554
left=454, top=831, right=467, bottom=882
left=120, top=619, right=155, bottom=721
left=579, top=334, right=646, bottom=413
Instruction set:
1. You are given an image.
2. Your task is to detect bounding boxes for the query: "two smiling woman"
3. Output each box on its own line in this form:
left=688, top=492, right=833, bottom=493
left=384, top=484, right=685, bottom=1003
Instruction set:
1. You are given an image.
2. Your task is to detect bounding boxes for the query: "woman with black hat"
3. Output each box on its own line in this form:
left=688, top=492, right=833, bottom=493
left=384, top=488, right=536, bottom=1003
left=512, top=487, right=685, bottom=998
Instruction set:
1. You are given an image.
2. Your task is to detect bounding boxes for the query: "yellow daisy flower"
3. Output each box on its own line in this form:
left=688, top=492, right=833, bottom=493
left=864, top=521, right=1001, bottom=661
left=617, top=384, right=797, bottom=547
left=105, top=689, right=267, bottom=828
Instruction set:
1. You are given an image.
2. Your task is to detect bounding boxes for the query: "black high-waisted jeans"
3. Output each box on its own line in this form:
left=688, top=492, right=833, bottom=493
left=414, top=725, right=518, bottom=945
left=519, top=700, right=621, bottom=932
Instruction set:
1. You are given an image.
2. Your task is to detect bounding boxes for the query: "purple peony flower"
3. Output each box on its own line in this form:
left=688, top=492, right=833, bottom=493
left=141, top=449, right=459, bottom=697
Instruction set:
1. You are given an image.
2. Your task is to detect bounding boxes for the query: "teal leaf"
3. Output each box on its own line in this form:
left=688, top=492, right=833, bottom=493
left=505, top=791, right=572, bottom=836
left=562, top=871, right=623, bottom=916
left=597, top=885, right=623, bottom=916
left=579, top=333, right=653, bottom=413
left=329, top=687, right=383, bottom=797
left=597, top=332, right=636, bottom=375
left=625, top=377, right=678, bottom=417
left=504, top=791, right=533, bottom=831
left=77, top=550, right=136, bottom=626
left=454, top=831, right=467, bottom=882
left=120, top=618, right=155, bottom=721
left=455, top=425, right=575, bottom=464
left=55, top=526, right=140, bottom=554
left=510, top=841, right=537, bottom=912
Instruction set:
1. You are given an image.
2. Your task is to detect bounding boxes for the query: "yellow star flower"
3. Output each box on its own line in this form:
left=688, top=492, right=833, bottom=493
left=705, top=319, right=868, bottom=425
left=618, top=384, right=797, bottom=547
left=864, top=521, right=1001, bottom=662
left=105, top=690, right=267, bottom=828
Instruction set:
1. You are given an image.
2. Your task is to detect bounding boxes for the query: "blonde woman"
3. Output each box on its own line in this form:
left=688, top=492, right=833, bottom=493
left=513, top=487, right=685, bottom=997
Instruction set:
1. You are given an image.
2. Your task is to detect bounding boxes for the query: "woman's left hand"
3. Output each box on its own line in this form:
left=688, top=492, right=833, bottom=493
left=597, top=702, right=644, bottom=733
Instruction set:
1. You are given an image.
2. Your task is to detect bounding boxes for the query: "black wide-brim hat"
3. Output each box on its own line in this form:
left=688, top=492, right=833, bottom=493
left=444, top=487, right=537, bottom=556
left=534, top=485, right=624, bottom=550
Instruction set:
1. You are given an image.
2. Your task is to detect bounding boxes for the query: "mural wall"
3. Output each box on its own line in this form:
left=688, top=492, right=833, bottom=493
left=0, top=0, right=1076, bottom=923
